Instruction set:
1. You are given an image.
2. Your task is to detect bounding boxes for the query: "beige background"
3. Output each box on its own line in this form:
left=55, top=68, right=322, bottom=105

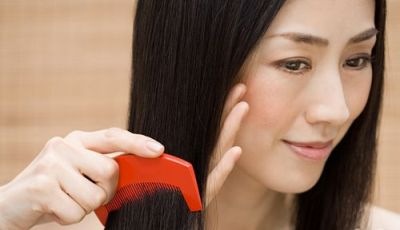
left=0, top=0, right=399, bottom=221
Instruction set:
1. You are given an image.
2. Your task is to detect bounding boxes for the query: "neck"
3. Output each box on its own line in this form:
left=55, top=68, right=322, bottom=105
left=205, top=167, right=294, bottom=230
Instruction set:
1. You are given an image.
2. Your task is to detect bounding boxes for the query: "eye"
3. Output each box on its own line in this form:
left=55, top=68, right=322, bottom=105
left=344, top=54, right=372, bottom=70
left=275, top=58, right=311, bottom=75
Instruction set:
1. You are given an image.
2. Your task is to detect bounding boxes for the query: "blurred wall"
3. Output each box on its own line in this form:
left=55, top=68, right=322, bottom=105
left=0, top=0, right=399, bottom=214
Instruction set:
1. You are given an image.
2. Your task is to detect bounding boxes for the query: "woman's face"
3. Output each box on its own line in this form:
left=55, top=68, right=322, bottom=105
left=235, top=0, right=377, bottom=193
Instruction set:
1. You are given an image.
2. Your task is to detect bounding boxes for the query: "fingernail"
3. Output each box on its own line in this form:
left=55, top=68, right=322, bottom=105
left=146, top=140, right=164, bottom=153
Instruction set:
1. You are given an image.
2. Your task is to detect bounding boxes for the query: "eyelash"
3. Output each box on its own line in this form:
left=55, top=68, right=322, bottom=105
left=344, top=54, right=373, bottom=70
left=274, top=54, right=373, bottom=75
left=274, top=58, right=311, bottom=75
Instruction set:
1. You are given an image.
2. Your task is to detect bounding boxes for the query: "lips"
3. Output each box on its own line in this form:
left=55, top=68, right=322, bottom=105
left=283, top=140, right=333, bottom=161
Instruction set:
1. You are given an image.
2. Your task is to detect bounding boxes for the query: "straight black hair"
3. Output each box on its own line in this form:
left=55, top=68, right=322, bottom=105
left=106, top=0, right=386, bottom=229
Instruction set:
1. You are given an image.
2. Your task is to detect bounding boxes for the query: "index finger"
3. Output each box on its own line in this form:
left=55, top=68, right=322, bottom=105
left=64, top=128, right=164, bottom=157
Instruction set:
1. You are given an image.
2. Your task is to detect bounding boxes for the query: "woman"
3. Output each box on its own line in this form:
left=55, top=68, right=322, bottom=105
left=1, top=0, right=399, bottom=229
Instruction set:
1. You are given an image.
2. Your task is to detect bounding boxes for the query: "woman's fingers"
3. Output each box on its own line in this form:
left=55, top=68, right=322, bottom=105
left=64, top=127, right=164, bottom=157
left=37, top=133, right=118, bottom=224
left=56, top=165, right=108, bottom=214
left=79, top=159, right=118, bottom=205
left=42, top=188, right=87, bottom=225
left=22, top=169, right=86, bottom=226
left=205, top=146, right=242, bottom=207
left=0, top=127, right=166, bottom=229
left=63, top=128, right=165, bottom=203
left=221, top=83, right=246, bottom=123
left=59, top=128, right=166, bottom=208
left=215, top=101, right=249, bottom=159
left=206, top=83, right=249, bottom=206
left=67, top=147, right=119, bottom=204
left=216, top=84, right=247, bottom=157
left=206, top=102, right=248, bottom=205
left=36, top=214, right=56, bottom=225
left=221, top=83, right=247, bottom=124
left=36, top=137, right=118, bottom=204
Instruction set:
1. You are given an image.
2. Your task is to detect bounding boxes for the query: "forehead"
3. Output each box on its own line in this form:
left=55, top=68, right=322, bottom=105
left=265, top=0, right=375, bottom=40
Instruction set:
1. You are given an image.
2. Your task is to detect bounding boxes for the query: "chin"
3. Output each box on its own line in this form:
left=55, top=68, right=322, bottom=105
left=264, top=168, right=324, bottom=194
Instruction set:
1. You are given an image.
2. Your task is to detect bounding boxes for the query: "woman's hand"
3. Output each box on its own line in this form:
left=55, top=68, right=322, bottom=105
left=0, top=128, right=165, bottom=230
left=205, top=83, right=249, bottom=207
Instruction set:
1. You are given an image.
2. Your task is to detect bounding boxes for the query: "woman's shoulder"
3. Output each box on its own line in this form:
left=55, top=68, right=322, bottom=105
left=365, top=205, right=400, bottom=229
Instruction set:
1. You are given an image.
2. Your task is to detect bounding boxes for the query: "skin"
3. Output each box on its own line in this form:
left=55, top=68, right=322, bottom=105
left=0, top=0, right=378, bottom=229
left=0, top=129, right=166, bottom=229
left=207, top=0, right=376, bottom=229
left=0, top=82, right=248, bottom=229
left=0, top=92, right=247, bottom=230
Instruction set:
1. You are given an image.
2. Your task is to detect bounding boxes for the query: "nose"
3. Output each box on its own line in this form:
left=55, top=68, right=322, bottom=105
left=305, top=70, right=350, bottom=127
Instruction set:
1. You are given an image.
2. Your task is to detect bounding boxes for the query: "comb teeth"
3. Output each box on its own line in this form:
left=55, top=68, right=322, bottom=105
left=95, top=153, right=202, bottom=226
left=105, top=182, right=181, bottom=213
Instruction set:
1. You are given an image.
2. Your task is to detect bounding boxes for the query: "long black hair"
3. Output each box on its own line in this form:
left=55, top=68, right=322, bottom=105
left=106, top=0, right=386, bottom=229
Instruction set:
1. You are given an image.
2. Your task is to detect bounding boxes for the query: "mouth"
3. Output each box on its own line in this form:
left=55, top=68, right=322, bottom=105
left=282, top=140, right=334, bottom=161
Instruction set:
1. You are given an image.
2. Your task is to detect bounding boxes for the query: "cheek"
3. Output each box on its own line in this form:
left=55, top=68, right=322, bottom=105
left=241, top=73, right=295, bottom=130
left=234, top=73, right=286, bottom=167
left=344, top=75, right=372, bottom=119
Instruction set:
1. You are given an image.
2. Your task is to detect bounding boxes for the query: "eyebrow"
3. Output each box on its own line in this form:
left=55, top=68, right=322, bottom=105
left=268, top=28, right=378, bottom=47
left=349, top=28, right=379, bottom=44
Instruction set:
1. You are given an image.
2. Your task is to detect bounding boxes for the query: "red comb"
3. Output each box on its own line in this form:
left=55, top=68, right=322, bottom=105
left=94, top=153, right=202, bottom=226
